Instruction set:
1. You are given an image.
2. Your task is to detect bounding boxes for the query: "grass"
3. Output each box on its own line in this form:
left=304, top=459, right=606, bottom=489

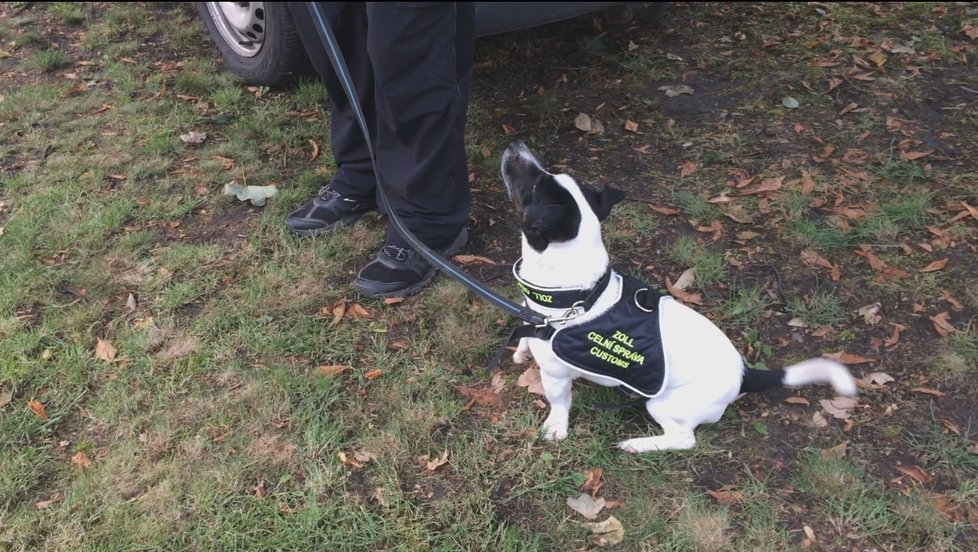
left=1, top=2, right=977, bottom=551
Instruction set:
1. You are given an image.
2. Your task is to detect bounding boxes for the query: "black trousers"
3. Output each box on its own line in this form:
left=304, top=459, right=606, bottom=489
left=288, top=2, right=475, bottom=250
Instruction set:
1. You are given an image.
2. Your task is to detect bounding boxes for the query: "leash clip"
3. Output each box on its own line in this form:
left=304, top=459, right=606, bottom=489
left=539, top=301, right=586, bottom=327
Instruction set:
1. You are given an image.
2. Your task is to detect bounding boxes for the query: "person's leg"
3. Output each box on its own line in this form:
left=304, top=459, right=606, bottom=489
left=353, top=2, right=475, bottom=297
left=285, top=2, right=378, bottom=235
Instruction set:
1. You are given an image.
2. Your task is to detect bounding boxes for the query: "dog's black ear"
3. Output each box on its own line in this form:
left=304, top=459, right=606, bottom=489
left=581, top=185, right=627, bottom=222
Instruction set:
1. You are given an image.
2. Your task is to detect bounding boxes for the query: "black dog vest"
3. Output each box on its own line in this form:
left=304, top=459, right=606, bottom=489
left=514, top=269, right=669, bottom=398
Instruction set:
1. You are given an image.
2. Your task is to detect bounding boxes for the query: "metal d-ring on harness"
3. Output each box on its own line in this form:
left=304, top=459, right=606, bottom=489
left=306, top=4, right=547, bottom=328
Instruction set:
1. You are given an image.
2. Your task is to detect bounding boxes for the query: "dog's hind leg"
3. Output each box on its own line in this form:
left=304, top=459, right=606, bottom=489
left=618, top=418, right=696, bottom=453
left=538, top=366, right=573, bottom=441
left=513, top=337, right=532, bottom=364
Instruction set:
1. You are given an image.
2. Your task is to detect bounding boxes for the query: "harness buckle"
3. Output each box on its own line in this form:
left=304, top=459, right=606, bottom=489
left=539, top=301, right=586, bottom=327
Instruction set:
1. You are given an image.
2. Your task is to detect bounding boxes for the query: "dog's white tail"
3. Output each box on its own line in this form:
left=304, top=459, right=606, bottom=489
left=740, top=358, right=857, bottom=397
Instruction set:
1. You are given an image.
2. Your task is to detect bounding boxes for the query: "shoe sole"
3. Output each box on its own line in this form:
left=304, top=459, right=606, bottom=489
left=354, top=228, right=469, bottom=300
left=287, top=211, right=375, bottom=237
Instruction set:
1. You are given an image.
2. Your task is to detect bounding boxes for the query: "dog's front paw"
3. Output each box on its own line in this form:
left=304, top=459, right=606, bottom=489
left=541, top=414, right=569, bottom=441
left=512, top=348, right=531, bottom=365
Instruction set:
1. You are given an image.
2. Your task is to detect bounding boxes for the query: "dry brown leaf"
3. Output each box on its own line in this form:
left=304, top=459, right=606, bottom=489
left=707, top=488, right=745, bottom=505
left=647, top=204, right=680, bottom=216
left=348, top=303, right=372, bottom=319
left=364, top=369, right=383, bottom=380
left=426, top=450, right=449, bottom=473
left=784, top=396, right=810, bottom=406
left=672, top=268, right=695, bottom=291
left=307, top=138, right=320, bottom=162
left=824, top=352, right=876, bottom=365
left=665, top=277, right=703, bottom=305
left=801, top=249, right=834, bottom=270
left=582, top=516, right=625, bottom=547
left=28, top=399, right=49, bottom=420
left=960, top=201, right=978, bottom=221
left=740, top=175, right=784, bottom=195
left=92, top=103, right=112, bottom=114
left=35, top=499, right=57, bottom=510
left=567, top=493, right=606, bottom=520
left=883, top=323, right=905, bottom=347
left=680, top=161, right=698, bottom=177
left=911, top=387, right=945, bottom=397
left=582, top=467, right=605, bottom=497
left=372, top=487, right=389, bottom=508
left=899, top=150, right=934, bottom=161
left=456, top=386, right=501, bottom=407
left=821, top=441, right=848, bottom=460
left=812, top=411, right=828, bottom=427
left=624, top=119, right=639, bottom=133
left=383, top=297, right=405, bottom=305
left=517, top=366, right=546, bottom=396
left=941, top=290, right=964, bottom=311
left=919, top=258, right=949, bottom=273
left=857, top=303, right=882, bottom=326
left=71, top=452, right=92, bottom=468
left=929, top=312, right=958, bottom=336
left=0, top=389, right=11, bottom=408
left=353, top=449, right=377, bottom=464
left=895, top=464, right=933, bottom=484
left=453, top=254, right=497, bottom=265
left=820, top=397, right=858, bottom=419
left=490, top=373, right=506, bottom=394
left=95, top=338, right=117, bottom=363
left=317, top=365, right=350, bottom=377
left=865, top=372, right=895, bottom=385
left=331, top=300, right=347, bottom=325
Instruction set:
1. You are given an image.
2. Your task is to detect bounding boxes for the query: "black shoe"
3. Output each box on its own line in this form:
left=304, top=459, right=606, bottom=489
left=354, top=228, right=469, bottom=299
left=286, top=186, right=377, bottom=237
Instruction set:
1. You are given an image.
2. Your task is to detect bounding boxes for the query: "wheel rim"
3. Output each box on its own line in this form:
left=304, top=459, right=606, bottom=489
left=204, top=2, right=266, bottom=58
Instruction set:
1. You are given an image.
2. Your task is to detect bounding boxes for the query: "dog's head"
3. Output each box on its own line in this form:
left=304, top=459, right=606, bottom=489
left=501, top=141, right=626, bottom=252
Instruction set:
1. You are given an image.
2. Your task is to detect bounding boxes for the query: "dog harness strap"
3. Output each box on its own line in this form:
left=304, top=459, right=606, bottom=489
left=512, top=259, right=612, bottom=311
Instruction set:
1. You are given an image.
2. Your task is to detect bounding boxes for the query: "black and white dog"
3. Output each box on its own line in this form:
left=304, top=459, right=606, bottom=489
left=501, top=141, right=857, bottom=453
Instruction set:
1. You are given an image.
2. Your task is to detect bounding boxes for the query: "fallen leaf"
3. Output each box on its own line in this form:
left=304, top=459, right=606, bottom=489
left=364, top=369, right=383, bottom=380
left=353, top=449, right=377, bottom=464
left=453, top=254, right=497, bottom=265
left=740, top=175, right=784, bottom=195
left=658, top=84, right=695, bottom=97
left=784, top=396, right=810, bottom=406
left=895, top=464, right=933, bottom=484
left=665, top=277, right=703, bottom=305
left=679, top=161, right=698, bottom=177
left=883, top=323, right=905, bottom=347
left=801, top=169, right=816, bottom=194
left=426, top=450, right=449, bottom=473
left=567, top=493, right=606, bottom=520
left=582, top=467, right=605, bottom=497
left=253, top=480, right=266, bottom=498
left=331, top=300, right=347, bottom=324
left=383, top=297, right=404, bottom=305
left=456, top=385, right=501, bottom=407
left=95, top=338, right=117, bottom=363
left=801, top=249, right=834, bottom=269
left=812, top=324, right=834, bottom=337
left=960, top=201, right=978, bottom=221
left=210, top=155, right=236, bottom=170
left=179, top=131, right=207, bottom=145
left=28, top=399, right=49, bottom=420
left=517, top=366, right=545, bottom=396
left=0, top=389, right=11, bottom=408
left=35, top=499, right=57, bottom=510
left=821, top=442, right=848, bottom=460
left=71, top=452, right=92, bottom=468
left=899, top=150, right=934, bottom=161
left=707, top=488, right=744, bottom=505
left=372, top=487, right=389, bottom=508
left=647, top=204, right=680, bottom=216
left=865, top=372, right=895, bottom=385
left=307, top=138, right=320, bottom=162
left=92, top=103, right=112, bottom=114
left=223, top=181, right=277, bottom=207
left=824, top=352, right=875, bottom=365
left=857, top=303, right=882, bottom=325
left=919, top=258, right=949, bottom=273
left=929, top=312, right=958, bottom=336
left=348, top=303, right=371, bottom=319
left=820, top=397, right=858, bottom=419
left=317, top=365, right=350, bottom=377
left=624, top=119, right=639, bottom=133
left=490, top=372, right=506, bottom=394
left=582, top=516, right=625, bottom=547
left=911, top=387, right=944, bottom=397
left=126, top=293, right=137, bottom=312
left=812, top=411, right=828, bottom=427
left=574, top=113, right=604, bottom=134
left=672, top=268, right=695, bottom=291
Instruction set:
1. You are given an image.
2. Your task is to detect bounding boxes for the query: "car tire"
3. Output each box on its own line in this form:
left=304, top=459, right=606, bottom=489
left=197, top=2, right=312, bottom=87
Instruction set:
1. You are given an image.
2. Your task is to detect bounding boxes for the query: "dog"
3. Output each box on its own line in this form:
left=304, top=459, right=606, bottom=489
left=501, top=141, right=857, bottom=453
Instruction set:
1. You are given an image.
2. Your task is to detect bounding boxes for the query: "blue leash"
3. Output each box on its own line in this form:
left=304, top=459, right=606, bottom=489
left=307, top=3, right=546, bottom=326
